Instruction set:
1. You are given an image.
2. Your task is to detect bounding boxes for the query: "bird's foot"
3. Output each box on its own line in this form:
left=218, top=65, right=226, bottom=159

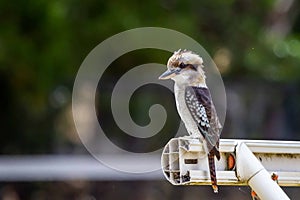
left=182, top=135, right=199, bottom=139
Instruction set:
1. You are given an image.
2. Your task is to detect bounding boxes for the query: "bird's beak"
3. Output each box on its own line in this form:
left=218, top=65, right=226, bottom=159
left=158, top=68, right=179, bottom=80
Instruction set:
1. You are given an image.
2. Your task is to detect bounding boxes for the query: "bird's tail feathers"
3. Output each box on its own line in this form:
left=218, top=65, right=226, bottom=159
left=204, top=138, right=220, bottom=161
left=208, top=151, right=218, bottom=193
left=211, top=146, right=220, bottom=160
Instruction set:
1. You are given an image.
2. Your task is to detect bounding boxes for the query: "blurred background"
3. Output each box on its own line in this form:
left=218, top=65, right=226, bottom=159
left=0, top=0, right=300, bottom=199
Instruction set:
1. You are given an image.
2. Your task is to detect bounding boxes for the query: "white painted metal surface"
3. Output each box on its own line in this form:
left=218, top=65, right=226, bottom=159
left=236, top=142, right=290, bottom=200
left=161, top=138, right=300, bottom=189
left=0, top=155, right=162, bottom=181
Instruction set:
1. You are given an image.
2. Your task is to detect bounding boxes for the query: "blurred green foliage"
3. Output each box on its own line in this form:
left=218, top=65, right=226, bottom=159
left=0, top=0, right=299, bottom=154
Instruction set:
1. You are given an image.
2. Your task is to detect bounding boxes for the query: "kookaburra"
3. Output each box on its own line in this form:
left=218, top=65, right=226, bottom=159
left=159, top=49, right=222, bottom=193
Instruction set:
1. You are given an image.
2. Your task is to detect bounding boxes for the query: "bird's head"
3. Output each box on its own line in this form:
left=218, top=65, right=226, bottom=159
left=159, top=49, right=206, bottom=86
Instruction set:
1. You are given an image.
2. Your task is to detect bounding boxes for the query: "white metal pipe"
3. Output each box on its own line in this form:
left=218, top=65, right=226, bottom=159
left=0, top=155, right=163, bottom=181
left=236, top=142, right=290, bottom=200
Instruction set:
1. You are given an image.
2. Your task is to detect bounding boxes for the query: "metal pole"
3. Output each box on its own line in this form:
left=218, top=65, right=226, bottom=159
left=236, top=142, right=290, bottom=200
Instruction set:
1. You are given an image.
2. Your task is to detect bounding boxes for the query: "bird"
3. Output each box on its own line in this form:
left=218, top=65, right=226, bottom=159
left=159, top=49, right=222, bottom=193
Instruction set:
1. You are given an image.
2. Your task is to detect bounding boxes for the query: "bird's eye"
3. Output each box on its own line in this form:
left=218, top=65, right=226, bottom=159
left=179, top=63, right=187, bottom=68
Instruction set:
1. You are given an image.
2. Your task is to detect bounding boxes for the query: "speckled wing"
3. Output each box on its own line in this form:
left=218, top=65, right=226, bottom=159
left=185, top=86, right=222, bottom=155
